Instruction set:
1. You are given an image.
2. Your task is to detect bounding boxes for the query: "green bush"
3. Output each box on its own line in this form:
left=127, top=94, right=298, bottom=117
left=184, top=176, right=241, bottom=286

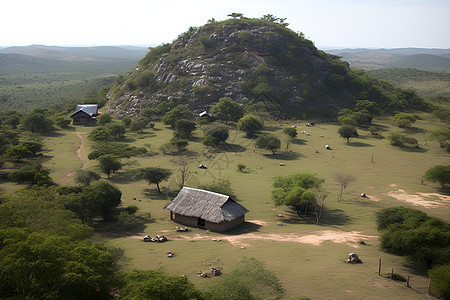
left=429, top=264, right=450, bottom=299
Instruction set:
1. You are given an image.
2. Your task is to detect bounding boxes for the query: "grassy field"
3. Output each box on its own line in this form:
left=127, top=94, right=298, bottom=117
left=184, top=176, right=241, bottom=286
left=16, top=114, right=449, bottom=299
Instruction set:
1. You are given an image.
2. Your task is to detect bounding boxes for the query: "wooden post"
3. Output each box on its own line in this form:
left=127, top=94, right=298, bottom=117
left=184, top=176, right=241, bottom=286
left=371, top=153, right=374, bottom=163
left=378, top=258, right=381, bottom=276
left=428, top=279, right=432, bottom=295
left=406, top=275, right=410, bottom=288
left=391, top=267, right=394, bottom=280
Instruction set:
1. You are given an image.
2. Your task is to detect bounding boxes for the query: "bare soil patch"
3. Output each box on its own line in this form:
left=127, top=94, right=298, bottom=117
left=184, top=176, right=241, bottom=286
left=173, top=230, right=377, bottom=248
left=74, top=132, right=87, bottom=169
left=385, top=189, right=449, bottom=208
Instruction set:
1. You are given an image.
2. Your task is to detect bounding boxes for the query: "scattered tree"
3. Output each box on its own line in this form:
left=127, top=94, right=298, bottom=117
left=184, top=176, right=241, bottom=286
left=387, top=132, right=418, bottom=148
left=98, top=155, right=122, bottom=178
left=335, top=173, right=355, bottom=201
left=204, top=126, right=229, bottom=143
left=22, top=109, right=53, bottom=133
left=237, top=114, right=264, bottom=137
left=237, top=163, right=247, bottom=172
left=134, top=167, right=172, bottom=193
left=424, top=165, right=450, bottom=189
left=255, top=135, right=281, bottom=155
left=174, top=119, right=196, bottom=138
left=56, top=118, right=71, bottom=128
left=338, top=125, right=358, bottom=143
left=429, top=129, right=450, bottom=149
left=393, top=113, right=416, bottom=128
left=228, top=12, right=244, bottom=19
left=97, top=113, right=113, bottom=126
left=171, top=157, right=191, bottom=188
left=105, top=123, right=126, bottom=139
left=202, top=135, right=218, bottom=149
left=199, top=179, right=236, bottom=199
left=74, top=170, right=101, bottom=186
left=162, top=105, right=192, bottom=128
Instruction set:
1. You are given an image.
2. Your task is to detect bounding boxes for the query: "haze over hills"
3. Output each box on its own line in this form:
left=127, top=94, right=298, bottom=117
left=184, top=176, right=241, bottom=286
left=326, top=48, right=450, bottom=72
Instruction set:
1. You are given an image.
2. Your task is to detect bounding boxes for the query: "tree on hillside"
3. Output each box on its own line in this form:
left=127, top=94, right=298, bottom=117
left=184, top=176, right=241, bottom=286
left=228, top=12, right=244, bottom=19
left=203, top=126, right=229, bottom=144
left=162, top=105, right=192, bottom=128
left=255, top=135, right=281, bottom=155
left=97, top=113, right=112, bottom=126
left=387, top=132, right=418, bottom=148
left=429, top=129, right=450, bottom=149
left=105, top=123, right=126, bottom=139
left=393, top=113, right=416, bottom=128
left=424, top=165, right=450, bottom=189
left=174, top=119, right=196, bottom=139
left=238, top=114, right=264, bottom=137
left=171, top=157, right=191, bottom=188
left=283, top=127, right=297, bottom=140
left=134, top=167, right=172, bottom=193
left=210, top=97, right=244, bottom=124
left=22, top=109, right=53, bottom=133
left=338, top=125, right=358, bottom=143
left=271, top=172, right=324, bottom=218
left=98, top=155, right=122, bottom=178
left=88, top=127, right=112, bottom=142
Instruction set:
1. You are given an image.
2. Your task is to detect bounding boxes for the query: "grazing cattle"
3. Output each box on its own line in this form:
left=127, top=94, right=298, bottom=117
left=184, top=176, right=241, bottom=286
left=325, top=145, right=332, bottom=150
left=198, top=164, right=207, bottom=169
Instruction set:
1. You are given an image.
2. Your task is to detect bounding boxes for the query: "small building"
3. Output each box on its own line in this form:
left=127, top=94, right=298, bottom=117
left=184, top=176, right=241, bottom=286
left=164, top=187, right=249, bottom=232
left=198, top=111, right=215, bottom=122
left=70, top=104, right=98, bottom=125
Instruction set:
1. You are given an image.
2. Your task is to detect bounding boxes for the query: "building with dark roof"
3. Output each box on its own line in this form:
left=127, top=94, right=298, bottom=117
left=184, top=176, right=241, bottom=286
left=70, top=104, right=98, bottom=125
left=164, top=187, right=249, bottom=232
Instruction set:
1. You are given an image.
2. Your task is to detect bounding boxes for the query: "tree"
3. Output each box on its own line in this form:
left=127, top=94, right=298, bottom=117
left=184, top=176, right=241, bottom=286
left=140, top=107, right=156, bottom=120
left=204, top=126, right=229, bottom=143
left=97, top=113, right=112, bottom=126
left=129, top=118, right=148, bottom=131
left=335, top=173, right=355, bottom=201
left=88, top=127, right=112, bottom=142
left=170, top=138, right=188, bottom=152
left=283, top=127, right=297, bottom=140
left=393, top=113, right=416, bottom=128
left=205, top=257, right=284, bottom=300
left=105, top=123, right=126, bottom=139
left=162, top=105, right=192, bottom=128
left=199, top=179, right=236, bottom=199
left=210, top=97, right=244, bottom=124
left=119, top=270, right=204, bottom=300
left=429, top=129, right=450, bottom=149
left=338, top=125, right=358, bottom=143
left=237, top=163, right=247, bottom=172
left=237, top=114, right=264, bottom=137
left=174, top=119, right=196, bottom=138
left=134, top=167, right=172, bottom=193
left=271, top=173, right=324, bottom=218
left=56, top=118, right=71, bottom=128
left=424, top=165, right=450, bottom=189
left=429, top=264, right=450, bottom=300
left=121, top=116, right=132, bottom=127
left=202, top=135, right=218, bottom=149
left=171, top=157, right=191, bottom=188
left=74, top=170, right=101, bottom=185
left=22, top=109, right=53, bottom=133
left=8, top=163, right=53, bottom=186
left=228, top=12, right=244, bottom=19
left=98, top=155, right=122, bottom=178
left=255, top=135, right=281, bottom=155
left=387, top=132, right=418, bottom=148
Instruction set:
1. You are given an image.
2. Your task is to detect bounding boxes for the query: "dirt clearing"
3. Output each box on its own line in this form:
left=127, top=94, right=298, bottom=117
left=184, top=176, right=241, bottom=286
left=385, top=189, right=450, bottom=208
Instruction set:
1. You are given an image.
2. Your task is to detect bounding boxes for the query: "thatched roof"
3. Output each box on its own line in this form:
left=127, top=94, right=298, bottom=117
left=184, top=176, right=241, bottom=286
left=164, top=187, right=249, bottom=223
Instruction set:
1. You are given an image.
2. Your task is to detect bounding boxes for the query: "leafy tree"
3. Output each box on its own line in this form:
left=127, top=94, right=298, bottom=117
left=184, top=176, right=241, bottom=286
left=355, top=99, right=379, bottom=115
left=98, top=155, right=122, bottom=178
left=424, top=165, right=450, bottom=189
left=429, top=264, right=450, bottom=299
left=271, top=173, right=324, bottom=218
left=335, top=173, right=355, bottom=201
left=202, top=135, right=218, bottom=149
left=387, top=132, right=418, bottom=148
left=393, top=113, right=416, bottom=128
left=121, top=116, right=132, bottom=127
left=88, top=142, right=146, bottom=160
left=56, top=118, right=71, bottom=128
left=205, top=257, right=284, bottom=300
left=204, top=126, right=229, bottom=143
left=255, top=135, right=281, bottom=155
left=338, top=125, right=358, bottom=143
left=105, top=122, right=126, bottom=139
left=22, top=109, right=53, bottom=133
left=199, top=179, right=236, bottom=199
left=170, top=138, right=189, bottom=152
left=129, top=118, right=148, bottom=131
left=210, top=97, right=244, bottom=124
left=237, top=114, right=264, bottom=137
left=174, top=119, right=196, bottom=138
left=8, top=163, right=53, bottom=186
left=162, top=105, right=192, bottom=128
left=88, top=127, right=112, bottom=142
left=283, top=127, right=297, bottom=140
left=74, top=169, right=101, bottom=185
left=228, top=12, right=244, bottom=19
left=140, top=107, right=156, bottom=119
left=119, top=270, right=204, bottom=300
left=237, top=163, right=247, bottom=172
left=3, top=145, right=34, bottom=162
left=97, top=112, right=113, bottom=126
left=134, top=167, right=172, bottom=193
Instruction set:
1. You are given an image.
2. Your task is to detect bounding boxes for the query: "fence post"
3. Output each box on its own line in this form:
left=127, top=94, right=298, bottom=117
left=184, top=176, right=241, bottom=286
left=378, top=258, right=381, bottom=276
left=407, top=275, right=410, bottom=288
left=391, top=268, right=394, bottom=280
left=428, top=279, right=432, bottom=295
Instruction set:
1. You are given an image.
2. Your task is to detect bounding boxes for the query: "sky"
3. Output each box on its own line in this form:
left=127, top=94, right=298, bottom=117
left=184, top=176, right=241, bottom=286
left=1, top=0, right=449, bottom=49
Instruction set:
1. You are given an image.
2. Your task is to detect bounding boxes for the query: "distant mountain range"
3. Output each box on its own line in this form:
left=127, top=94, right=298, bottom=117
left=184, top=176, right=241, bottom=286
left=325, top=48, right=450, bottom=72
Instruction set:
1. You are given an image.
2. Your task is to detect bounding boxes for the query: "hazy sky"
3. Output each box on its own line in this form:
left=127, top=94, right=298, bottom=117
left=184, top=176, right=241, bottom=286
left=1, top=0, right=449, bottom=49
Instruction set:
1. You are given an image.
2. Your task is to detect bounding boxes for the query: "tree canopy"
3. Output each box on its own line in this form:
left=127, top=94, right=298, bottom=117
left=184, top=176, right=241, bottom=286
left=255, top=135, right=280, bottom=154
left=210, top=97, right=244, bottom=124
left=338, top=125, right=358, bottom=143
left=134, top=167, right=172, bottom=193
left=424, top=165, right=450, bottom=189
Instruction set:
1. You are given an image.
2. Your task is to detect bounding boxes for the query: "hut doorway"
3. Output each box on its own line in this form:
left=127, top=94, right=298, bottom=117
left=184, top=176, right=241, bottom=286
left=197, top=218, right=206, bottom=228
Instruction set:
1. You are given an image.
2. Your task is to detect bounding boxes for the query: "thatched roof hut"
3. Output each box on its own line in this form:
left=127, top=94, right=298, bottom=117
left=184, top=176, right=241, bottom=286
left=164, top=187, right=249, bottom=232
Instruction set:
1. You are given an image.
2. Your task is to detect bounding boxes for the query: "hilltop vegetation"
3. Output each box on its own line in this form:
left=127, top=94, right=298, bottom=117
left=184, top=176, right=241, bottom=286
left=106, top=16, right=426, bottom=119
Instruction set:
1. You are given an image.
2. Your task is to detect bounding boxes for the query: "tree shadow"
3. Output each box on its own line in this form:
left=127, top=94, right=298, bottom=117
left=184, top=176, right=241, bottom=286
left=399, top=147, right=428, bottom=153
left=108, top=169, right=140, bottom=184
left=219, top=143, right=247, bottom=153
left=292, top=139, right=307, bottom=145
left=262, top=152, right=302, bottom=160
left=93, top=214, right=152, bottom=236
left=263, top=126, right=280, bottom=132
left=142, top=188, right=177, bottom=201
left=347, top=197, right=382, bottom=208
left=371, top=123, right=390, bottom=132
left=346, top=142, right=374, bottom=147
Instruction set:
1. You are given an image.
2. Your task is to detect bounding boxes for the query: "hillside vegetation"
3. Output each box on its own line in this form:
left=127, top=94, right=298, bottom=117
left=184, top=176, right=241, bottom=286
left=106, top=17, right=426, bottom=119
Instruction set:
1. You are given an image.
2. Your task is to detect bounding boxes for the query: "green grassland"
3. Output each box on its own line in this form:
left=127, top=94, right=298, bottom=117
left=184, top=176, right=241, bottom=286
left=12, top=115, right=449, bottom=299
left=368, top=68, right=450, bottom=97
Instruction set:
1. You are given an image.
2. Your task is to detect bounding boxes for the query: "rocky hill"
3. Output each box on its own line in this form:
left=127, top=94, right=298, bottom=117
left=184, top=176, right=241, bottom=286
left=105, top=17, right=425, bottom=119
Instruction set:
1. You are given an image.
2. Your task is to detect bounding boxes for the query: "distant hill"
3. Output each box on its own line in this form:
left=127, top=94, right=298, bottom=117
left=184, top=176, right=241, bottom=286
left=0, top=45, right=148, bottom=111
left=326, top=48, right=450, bottom=72
left=106, top=18, right=426, bottom=119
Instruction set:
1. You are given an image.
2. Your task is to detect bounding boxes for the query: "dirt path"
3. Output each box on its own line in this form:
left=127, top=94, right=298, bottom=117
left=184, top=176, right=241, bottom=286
left=126, top=229, right=377, bottom=248
left=74, top=132, right=87, bottom=169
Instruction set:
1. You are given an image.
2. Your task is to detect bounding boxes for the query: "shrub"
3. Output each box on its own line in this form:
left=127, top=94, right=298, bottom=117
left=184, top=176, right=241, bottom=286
left=387, top=133, right=418, bottom=148
left=237, top=114, right=264, bottom=137
left=237, top=163, right=247, bottom=172
left=203, top=126, right=229, bottom=143
left=429, top=264, right=450, bottom=299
